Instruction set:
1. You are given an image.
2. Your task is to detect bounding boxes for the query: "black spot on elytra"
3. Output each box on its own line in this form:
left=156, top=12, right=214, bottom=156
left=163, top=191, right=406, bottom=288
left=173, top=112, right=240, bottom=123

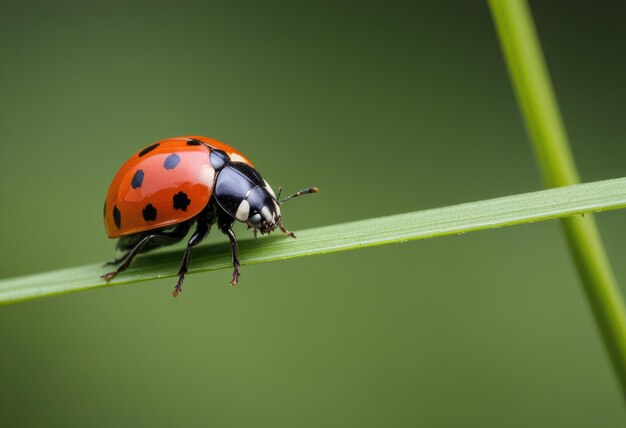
left=139, top=143, right=160, bottom=157
left=142, top=204, right=157, bottom=221
left=113, top=206, right=121, bottom=228
left=173, top=191, right=191, bottom=211
left=131, top=169, right=144, bottom=189
left=163, top=153, right=180, bottom=170
left=186, top=139, right=202, bottom=146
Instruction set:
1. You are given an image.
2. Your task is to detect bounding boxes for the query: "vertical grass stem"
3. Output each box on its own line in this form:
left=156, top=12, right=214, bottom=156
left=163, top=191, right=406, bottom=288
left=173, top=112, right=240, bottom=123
left=489, top=0, right=626, bottom=395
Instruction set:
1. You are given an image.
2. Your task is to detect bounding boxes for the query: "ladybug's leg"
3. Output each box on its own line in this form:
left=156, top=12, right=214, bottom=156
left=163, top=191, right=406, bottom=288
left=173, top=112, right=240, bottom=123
left=172, top=204, right=217, bottom=297
left=278, top=222, right=296, bottom=239
left=222, top=226, right=241, bottom=286
left=102, top=223, right=191, bottom=282
left=172, top=222, right=209, bottom=298
left=104, top=255, right=126, bottom=266
left=102, top=234, right=181, bottom=282
left=218, top=213, right=241, bottom=286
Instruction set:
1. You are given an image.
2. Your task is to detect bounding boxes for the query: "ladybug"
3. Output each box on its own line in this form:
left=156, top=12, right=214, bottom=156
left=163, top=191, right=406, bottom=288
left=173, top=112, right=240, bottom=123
left=103, top=135, right=317, bottom=297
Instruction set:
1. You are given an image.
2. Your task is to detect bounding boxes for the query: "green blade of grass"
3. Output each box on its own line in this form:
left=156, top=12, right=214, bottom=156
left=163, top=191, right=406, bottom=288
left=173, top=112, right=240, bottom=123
left=2, top=177, right=626, bottom=305
left=489, top=0, right=626, bottom=395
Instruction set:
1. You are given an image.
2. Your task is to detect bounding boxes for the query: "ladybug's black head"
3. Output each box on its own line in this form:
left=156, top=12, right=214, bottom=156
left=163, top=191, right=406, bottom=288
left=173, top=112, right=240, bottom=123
left=242, top=186, right=282, bottom=235
left=243, top=184, right=320, bottom=236
left=214, top=163, right=281, bottom=235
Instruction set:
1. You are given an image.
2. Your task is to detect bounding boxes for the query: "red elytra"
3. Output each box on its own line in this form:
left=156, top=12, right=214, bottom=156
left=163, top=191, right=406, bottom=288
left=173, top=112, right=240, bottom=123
left=104, top=136, right=253, bottom=238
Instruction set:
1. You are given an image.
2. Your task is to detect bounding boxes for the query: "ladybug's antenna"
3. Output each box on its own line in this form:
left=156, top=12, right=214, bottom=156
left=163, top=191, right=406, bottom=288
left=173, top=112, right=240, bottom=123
left=278, top=187, right=319, bottom=205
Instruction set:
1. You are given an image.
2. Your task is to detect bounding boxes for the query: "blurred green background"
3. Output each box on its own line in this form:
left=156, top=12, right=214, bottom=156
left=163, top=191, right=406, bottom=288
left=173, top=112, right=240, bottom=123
left=1, top=0, right=625, bottom=426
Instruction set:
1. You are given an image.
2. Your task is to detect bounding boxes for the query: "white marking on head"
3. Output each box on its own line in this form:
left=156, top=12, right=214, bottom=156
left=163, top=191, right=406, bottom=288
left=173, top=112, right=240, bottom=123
left=264, top=179, right=276, bottom=198
left=199, top=164, right=215, bottom=187
left=230, top=153, right=248, bottom=163
left=236, top=199, right=250, bottom=221
left=261, top=205, right=272, bottom=222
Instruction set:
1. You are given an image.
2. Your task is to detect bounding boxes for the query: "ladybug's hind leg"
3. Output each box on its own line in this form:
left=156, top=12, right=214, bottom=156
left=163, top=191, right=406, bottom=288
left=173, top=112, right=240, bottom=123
left=104, top=255, right=126, bottom=266
left=102, top=222, right=191, bottom=282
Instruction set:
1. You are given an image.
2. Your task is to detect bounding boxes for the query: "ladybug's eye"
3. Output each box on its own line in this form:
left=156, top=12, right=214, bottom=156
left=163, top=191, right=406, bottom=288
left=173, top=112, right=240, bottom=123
left=249, top=213, right=262, bottom=225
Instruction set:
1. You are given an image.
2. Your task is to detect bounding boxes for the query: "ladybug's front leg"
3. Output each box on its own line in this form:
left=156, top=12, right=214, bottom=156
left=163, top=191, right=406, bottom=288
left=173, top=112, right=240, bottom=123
left=278, top=222, right=297, bottom=239
left=218, top=214, right=241, bottom=286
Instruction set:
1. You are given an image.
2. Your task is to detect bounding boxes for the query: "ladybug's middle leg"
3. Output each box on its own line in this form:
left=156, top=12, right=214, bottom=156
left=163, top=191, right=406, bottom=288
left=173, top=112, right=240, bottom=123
left=172, top=203, right=217, bottom=297
left=172, top=222, right=209, bottom=298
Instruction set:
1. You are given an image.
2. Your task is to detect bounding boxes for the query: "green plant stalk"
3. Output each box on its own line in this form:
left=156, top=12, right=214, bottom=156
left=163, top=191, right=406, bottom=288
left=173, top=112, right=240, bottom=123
left=2, top=177, right=626, bottom=305
left=489, top=0, right=626, bottom=394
